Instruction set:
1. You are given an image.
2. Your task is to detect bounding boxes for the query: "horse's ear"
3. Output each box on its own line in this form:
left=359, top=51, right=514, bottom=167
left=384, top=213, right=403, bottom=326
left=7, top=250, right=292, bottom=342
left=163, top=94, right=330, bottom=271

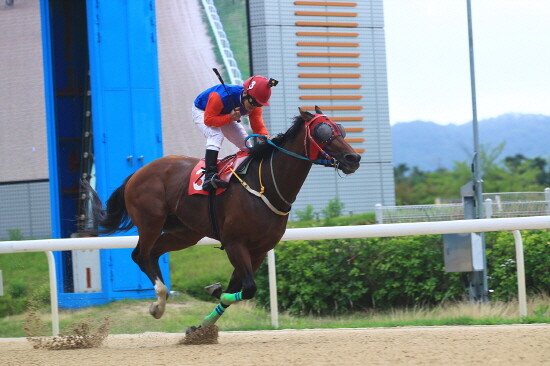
left=298, top=107, right=314, bottom=121
left=314, top=105, right=323, bottom=115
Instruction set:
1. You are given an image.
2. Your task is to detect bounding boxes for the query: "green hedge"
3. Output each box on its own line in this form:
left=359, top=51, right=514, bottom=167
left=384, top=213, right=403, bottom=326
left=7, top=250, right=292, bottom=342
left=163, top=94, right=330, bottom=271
left=255, top=230, right=550, bottom=315
left=485, top=231, right=550, bottom=300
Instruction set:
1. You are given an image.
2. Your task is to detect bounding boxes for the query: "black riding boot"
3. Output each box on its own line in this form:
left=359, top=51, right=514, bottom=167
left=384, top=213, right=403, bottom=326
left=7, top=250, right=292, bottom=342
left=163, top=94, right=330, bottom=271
left=202, top=149, right=229, bottom=191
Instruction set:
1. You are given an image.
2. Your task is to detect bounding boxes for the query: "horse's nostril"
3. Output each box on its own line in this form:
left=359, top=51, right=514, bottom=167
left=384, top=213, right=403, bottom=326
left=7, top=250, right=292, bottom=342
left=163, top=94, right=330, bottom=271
left=345, top=153, right=361, bottom=163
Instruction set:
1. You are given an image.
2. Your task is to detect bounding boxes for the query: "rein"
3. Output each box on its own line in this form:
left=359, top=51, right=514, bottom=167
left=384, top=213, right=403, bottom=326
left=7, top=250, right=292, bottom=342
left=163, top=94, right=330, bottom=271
left=236, top=114, right=342, bottom=215
left=245, top=134, right=335, bottom=166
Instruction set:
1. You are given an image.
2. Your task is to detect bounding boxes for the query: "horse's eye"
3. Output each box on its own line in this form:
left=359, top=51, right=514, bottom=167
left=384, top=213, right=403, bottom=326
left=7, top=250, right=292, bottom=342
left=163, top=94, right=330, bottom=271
left=313, top=123, right=333, bottom=143
left=337, top=124, right=346, bottom=138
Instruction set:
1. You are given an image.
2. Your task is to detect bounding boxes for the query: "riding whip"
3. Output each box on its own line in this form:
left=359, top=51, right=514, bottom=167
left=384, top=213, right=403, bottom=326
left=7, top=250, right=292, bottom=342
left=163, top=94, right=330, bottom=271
left=212, top=68, right=240, bottom=122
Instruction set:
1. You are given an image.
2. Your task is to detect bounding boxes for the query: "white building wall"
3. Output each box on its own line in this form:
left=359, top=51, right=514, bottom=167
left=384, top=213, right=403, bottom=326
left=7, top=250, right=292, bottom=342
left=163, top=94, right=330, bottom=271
left=0, top=1, right=48, bottom=182
left=248, top=0, right=395, bottom=216
left=0, top=0, right=231, bottom=185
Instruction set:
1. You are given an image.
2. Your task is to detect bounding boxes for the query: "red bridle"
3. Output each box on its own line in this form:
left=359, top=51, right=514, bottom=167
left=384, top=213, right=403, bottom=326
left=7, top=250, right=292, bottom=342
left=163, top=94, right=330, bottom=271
left=304, top=114, right=346, bottom=163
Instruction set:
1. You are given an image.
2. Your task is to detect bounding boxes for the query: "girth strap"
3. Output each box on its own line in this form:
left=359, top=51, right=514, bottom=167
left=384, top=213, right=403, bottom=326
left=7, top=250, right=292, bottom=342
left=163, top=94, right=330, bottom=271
left=208, top=191, right=224, bottom=250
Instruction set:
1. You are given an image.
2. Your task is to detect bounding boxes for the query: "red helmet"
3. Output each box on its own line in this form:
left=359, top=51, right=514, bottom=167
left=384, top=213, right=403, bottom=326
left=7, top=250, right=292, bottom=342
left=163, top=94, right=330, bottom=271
left=243, top=76, right=276, bottom=106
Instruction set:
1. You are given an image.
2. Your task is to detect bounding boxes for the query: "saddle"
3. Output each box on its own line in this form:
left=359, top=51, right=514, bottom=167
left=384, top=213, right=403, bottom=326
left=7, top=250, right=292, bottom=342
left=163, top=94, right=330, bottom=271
left=188, top=150, right=252, bottom=195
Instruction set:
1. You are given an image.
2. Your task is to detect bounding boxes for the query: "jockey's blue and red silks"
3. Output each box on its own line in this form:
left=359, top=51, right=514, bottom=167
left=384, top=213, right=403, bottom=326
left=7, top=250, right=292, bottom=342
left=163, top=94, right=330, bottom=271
left=194, top=84, right=244, bottom=114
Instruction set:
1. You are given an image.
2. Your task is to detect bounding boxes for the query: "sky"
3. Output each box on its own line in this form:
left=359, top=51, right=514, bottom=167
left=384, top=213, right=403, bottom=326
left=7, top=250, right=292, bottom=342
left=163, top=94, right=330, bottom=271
left=383, top=0, right=550, bottom=125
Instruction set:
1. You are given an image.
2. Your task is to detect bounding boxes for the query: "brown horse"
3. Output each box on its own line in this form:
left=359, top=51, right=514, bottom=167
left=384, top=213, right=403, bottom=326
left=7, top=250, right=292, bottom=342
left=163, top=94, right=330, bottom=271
left=86, top=107, right=360, bottom=331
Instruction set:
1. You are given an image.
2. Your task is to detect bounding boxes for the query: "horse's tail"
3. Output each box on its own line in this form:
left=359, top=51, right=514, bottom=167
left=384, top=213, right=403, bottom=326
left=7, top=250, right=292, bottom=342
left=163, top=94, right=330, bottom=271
left=83, top=174, right=135, bottom=235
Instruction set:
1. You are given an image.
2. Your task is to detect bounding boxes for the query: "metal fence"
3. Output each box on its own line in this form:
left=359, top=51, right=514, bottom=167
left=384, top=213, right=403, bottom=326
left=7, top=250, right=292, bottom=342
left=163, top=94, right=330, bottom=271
left=0, top=181, right=51, bottom=240
left=376, top=189, right=550, bottom=224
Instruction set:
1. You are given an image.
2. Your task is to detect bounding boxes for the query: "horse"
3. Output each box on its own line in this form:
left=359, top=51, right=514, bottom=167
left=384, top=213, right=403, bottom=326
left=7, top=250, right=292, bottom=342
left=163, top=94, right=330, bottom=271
left=86, top=106, right=361, bottom=332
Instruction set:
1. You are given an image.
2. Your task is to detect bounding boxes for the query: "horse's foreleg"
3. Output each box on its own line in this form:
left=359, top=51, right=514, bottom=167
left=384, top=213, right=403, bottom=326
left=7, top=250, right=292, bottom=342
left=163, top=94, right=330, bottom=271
left=199, top=290, right=245, bottom=327
left=200, top=273, right=243, bottom=327
left=199, top=251, right=265, bottom=328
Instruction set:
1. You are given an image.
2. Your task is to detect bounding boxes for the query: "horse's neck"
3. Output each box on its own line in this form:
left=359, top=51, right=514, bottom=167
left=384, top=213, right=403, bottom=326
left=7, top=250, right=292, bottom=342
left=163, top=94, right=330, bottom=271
left=269, top=136, right=312, bottom=205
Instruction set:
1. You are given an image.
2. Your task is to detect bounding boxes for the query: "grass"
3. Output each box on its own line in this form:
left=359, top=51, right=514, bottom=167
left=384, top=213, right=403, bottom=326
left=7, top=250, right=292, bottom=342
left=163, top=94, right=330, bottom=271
left=170, top=245, right=234, bottom=301
left=1, top=293, right=549, bottom=338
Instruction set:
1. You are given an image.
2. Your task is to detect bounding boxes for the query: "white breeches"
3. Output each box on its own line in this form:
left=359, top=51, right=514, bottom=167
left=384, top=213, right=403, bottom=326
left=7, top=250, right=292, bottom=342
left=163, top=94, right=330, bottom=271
left=192, top=105, right=248, bottom=151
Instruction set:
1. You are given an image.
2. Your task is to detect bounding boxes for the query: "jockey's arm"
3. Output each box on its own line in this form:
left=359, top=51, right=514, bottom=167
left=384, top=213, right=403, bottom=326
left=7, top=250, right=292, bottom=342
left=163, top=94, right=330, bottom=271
left=248, top=108, right=269, bottom=136
left=204, top=92, right=233, bottom=127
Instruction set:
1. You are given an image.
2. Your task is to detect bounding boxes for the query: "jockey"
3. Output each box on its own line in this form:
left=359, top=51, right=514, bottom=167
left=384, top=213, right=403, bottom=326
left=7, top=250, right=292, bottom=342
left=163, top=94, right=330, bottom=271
left=192, top=75, right=278, bottom=191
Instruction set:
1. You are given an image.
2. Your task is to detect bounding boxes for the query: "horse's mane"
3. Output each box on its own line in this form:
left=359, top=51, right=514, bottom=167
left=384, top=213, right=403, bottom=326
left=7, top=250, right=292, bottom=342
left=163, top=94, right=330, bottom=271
left=247, top=115, right=305, bottom=159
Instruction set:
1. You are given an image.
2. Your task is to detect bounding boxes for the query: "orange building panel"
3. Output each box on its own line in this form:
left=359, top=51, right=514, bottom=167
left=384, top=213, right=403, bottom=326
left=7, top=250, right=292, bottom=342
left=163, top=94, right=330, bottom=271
left=301, top=106, right=363, bottom=110
left=295, top=21, right=358, bottom=27
left=330, top=116, right=364, bottom=121
left=298, top=62, right=360, bottom=67
left=296, top=32, right=359, bottom=37
left=299, top=73, right=360, bottom=78
left=344, top=127, right=364, bottom=132
left=297, top=52, right=360, bottom=57
left=295, top=11, right=357, bottom=17
left=299, top=84, right=361, bottom=89
left=294, top=1, right=358, bottom=6
left=296, top=42, right=359, bottom=47
left=300, top=95, right=362, bottom=100
left=344, top=138, right=365, bottom=143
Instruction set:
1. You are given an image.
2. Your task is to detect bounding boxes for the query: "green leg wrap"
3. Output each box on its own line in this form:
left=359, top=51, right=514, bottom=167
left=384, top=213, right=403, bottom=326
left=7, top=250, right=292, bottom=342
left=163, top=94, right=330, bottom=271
left=220, top=291, right=243, bottom=305
left=201, top=303, right=229, bottom=327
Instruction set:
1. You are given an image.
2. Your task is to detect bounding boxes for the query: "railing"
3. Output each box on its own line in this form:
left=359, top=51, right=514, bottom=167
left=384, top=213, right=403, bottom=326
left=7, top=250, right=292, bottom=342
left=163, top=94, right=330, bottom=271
left=199, top=0, right=251, bottom=132
left=200, top=0, right=243, bottom=85
left=375, top=203, right=464, bottom=223
left=2, top=215, right=550, bottom=335
left=376, top=188, right=550, bottom=224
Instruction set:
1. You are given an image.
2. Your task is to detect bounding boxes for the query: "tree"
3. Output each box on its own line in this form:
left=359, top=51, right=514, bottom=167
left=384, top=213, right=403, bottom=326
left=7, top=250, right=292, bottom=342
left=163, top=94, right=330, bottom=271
left=394, top=143, right=550, bottom=205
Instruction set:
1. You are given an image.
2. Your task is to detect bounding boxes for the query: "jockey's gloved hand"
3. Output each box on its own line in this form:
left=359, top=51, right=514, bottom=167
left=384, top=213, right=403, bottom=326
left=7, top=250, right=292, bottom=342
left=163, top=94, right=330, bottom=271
left=229, top=108, right=241, bottom=122
left=257, top=135, right=270, bottom=144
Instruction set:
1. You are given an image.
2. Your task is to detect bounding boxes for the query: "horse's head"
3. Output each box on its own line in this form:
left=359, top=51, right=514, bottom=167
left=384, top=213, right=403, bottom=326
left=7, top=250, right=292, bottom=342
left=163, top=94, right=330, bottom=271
left=299, top=106, right=361, bottom=174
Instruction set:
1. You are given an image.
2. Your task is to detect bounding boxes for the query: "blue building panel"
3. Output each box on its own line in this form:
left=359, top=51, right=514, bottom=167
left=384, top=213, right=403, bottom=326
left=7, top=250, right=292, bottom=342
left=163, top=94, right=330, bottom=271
left=42, top=0, right=168, bottom=309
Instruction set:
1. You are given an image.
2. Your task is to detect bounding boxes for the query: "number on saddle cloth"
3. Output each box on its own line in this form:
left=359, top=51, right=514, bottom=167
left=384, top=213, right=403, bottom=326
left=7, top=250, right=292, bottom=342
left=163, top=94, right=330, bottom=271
left=188, top=151, right=251, bottom=195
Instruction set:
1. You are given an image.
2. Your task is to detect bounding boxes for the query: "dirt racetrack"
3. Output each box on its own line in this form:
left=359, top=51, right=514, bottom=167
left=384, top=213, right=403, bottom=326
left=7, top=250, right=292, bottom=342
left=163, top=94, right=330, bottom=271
left=1, top=324, right=549, bottom=366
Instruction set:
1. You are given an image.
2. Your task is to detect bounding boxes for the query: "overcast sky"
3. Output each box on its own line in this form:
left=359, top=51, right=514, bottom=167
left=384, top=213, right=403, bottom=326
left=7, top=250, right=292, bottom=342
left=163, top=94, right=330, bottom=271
left=383, top=0, right=550, bottom=125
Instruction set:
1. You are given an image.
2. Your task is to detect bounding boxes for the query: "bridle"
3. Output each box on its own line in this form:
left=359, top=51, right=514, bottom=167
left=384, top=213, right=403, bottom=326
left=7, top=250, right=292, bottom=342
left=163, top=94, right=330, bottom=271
left=245, top=113, right=346, bottom=167
left=304, top=113, right=346, bottom=165
left=234, top=114, right=347, bottom=216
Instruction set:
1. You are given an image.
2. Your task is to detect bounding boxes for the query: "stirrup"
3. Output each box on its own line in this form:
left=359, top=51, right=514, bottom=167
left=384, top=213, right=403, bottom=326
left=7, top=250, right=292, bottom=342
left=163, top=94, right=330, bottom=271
left=203, top=175, right=228, bottom=191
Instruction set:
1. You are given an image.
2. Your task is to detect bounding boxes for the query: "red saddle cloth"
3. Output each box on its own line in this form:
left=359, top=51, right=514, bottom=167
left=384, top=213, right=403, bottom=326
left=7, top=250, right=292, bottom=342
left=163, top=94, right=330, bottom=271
left=188, top=150, right=250, bottom=196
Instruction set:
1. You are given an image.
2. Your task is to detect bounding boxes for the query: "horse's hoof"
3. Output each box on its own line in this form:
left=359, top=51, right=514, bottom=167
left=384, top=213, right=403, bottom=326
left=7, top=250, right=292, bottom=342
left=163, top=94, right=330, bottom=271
left=180, top=325, right=219, bottom=345
left=185, top=325, right=201, bottom=335
left=204, top=282, right=222, bottom=299
left=149, top=302, right=165, bottom=319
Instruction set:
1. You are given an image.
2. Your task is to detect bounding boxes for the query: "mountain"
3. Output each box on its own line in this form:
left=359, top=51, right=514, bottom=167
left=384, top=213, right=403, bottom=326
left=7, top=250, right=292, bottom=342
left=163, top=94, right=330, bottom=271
left=391, top=114, right=550, bottom=171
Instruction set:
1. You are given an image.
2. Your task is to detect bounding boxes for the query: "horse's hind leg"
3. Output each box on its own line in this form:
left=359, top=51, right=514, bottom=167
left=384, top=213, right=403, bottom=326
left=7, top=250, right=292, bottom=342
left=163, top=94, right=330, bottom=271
left=132, top=232, right=168, bottom=319
left=134, top=231, right=204, bottom=319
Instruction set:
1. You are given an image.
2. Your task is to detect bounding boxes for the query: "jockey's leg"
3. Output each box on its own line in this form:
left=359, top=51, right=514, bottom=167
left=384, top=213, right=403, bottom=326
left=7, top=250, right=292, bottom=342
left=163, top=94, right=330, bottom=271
left=192, top=105, right=228, bottom=191
left=221, top=121, right=248, bottom=151
left=202, top=149, right=229, bottom=191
